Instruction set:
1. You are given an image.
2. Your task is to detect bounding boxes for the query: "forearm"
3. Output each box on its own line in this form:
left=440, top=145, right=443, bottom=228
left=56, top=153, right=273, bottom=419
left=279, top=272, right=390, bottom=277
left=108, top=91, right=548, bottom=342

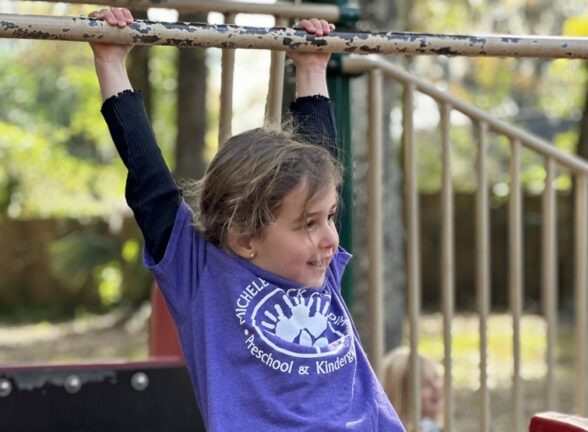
left=94, top=59, right=133, bottom=101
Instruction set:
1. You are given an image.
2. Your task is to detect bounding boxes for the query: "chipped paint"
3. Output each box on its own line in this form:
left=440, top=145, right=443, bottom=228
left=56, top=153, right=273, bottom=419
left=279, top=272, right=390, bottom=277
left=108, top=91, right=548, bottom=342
left=0, top=13, right=587, bottom=59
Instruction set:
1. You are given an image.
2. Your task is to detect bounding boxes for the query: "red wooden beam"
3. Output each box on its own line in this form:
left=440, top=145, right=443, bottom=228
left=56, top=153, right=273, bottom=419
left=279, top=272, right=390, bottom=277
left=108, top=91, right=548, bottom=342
left=149, top=282, right=183, bottom=359
left=530, top=412, right=588, bottom=432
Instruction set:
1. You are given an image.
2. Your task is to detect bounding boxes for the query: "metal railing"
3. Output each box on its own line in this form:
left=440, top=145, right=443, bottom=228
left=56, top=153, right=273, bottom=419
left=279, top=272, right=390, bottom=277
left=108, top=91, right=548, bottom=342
left=342, top=55, right=588, bottom=431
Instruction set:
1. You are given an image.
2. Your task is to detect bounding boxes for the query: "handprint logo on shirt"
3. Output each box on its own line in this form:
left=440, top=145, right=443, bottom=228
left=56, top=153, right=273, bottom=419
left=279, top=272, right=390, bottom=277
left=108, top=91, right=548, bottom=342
left=261, top=295, right=330, bottom=350
left=248, top=287, right=348, bottom=358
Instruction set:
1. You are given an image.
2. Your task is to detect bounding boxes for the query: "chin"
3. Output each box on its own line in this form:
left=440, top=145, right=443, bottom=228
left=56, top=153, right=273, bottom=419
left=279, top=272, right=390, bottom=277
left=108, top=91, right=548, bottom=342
left=299, top=276, right=325, bottom=289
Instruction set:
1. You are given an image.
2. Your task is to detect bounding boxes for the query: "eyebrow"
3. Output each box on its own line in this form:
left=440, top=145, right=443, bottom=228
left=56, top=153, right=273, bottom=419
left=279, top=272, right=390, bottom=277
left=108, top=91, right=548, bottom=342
left=302, top=202, right=338, bottom=220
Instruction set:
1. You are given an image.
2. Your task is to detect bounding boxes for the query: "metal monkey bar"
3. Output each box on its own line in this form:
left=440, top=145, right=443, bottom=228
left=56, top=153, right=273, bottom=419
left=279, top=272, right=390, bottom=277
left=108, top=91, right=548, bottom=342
left=1, top=13, right=588, bottom=59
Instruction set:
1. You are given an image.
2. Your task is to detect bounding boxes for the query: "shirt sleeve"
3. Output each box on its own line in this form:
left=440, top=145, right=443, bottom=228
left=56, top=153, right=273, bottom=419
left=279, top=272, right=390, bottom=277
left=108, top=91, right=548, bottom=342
left=101, top=90, right=181, bottom=263
left=289, top=95, right=338, bottom=158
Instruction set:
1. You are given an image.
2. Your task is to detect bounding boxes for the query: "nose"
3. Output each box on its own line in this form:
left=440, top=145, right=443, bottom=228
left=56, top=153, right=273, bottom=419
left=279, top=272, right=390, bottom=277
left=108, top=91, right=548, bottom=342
left=318, top=222, right=339, bottom=250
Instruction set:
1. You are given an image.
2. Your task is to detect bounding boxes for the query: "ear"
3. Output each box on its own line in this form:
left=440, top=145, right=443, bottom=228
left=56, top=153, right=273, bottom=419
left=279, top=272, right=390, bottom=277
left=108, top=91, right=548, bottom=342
left=226, top=227, right=256, bottom=259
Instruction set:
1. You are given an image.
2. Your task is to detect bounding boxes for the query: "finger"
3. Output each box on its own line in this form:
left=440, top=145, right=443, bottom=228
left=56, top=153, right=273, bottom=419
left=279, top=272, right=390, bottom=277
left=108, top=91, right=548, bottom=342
left=94, top=9, right=120, bottom=27
left=102, top=10, right=119, bottom=26
left=295, top=19, right=314, bottom=32
left=88, top=9, right=108, bottom=20
left=309, top=18, right=323, bottom=36
left=120, top=8, right=134, bottom=24
left=110, top=8, right=129, bottom=27
left=320, top=20, right=333, bottom=35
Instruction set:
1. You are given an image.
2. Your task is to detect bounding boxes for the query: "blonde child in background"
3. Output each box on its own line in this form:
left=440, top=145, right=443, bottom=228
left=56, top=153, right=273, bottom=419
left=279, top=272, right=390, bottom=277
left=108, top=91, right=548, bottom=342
left=383, top=347, right=444, bottom=432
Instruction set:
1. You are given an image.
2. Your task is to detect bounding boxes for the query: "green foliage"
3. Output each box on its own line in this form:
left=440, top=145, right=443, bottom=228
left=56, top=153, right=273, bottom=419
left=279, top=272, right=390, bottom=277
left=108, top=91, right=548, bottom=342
left=405, top=0, right=586, bottom=194
left=0, top=6, right=157, bottom=315
left=150, top=46, right=179, bottom=167
left=0, top=40, right=126, bottom=219
left=48, top=232, right=119, bottom=292
left=47, top=229, right=151, bottom=310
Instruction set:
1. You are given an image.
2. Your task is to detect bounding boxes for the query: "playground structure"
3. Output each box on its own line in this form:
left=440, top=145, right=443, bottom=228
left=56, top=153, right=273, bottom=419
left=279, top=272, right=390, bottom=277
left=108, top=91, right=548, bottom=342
left=0, top=1, right=588, bottom=431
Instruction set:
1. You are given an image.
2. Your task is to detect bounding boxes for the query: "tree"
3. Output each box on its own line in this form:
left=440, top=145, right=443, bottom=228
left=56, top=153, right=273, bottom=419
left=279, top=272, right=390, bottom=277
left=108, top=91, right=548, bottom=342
left=174, top=13, right=209, bottom=181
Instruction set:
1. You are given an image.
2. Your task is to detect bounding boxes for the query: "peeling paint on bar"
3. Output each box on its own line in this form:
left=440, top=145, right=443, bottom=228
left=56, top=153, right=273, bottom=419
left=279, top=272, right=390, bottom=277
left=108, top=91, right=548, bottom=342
left=0, top=13, right=587, bottom=59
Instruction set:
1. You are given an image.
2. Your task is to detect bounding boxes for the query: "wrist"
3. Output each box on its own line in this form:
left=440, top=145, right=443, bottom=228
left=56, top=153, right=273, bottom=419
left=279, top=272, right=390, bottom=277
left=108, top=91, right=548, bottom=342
left=94, top=56, right=126, bottom=69
left=94, top=59, right=132, bottom=100
left=294, top=61, right=328, bottom=75
left=295, top=69, right=329, bottom=98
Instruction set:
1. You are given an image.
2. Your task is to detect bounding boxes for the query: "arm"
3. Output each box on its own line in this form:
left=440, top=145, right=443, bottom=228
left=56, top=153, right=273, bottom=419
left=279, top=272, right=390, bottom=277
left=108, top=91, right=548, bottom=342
left=287, top=19, right=338, bottom=157
left=90, top=8, right=180, bottom=263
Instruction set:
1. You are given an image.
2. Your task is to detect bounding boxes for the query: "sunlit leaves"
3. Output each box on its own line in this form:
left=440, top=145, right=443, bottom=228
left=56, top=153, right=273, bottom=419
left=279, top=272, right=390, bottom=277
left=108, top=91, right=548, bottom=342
left=0, top=119, right=125, bottom=218
left=0, top=29, right=128, bottom=218
left=562, top=12, right=588, bottom=37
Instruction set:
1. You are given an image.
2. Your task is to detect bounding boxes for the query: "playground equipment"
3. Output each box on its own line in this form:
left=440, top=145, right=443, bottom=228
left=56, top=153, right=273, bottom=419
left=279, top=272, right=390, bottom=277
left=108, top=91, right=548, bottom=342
left=1, top=1, right=588, bottom=431
left=2, top=13, right=588, bottom=58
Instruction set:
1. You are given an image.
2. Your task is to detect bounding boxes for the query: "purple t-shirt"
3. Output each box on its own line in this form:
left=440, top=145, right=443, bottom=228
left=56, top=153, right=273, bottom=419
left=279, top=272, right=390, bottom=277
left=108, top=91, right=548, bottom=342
left=145, top=202, right=405, bottom=431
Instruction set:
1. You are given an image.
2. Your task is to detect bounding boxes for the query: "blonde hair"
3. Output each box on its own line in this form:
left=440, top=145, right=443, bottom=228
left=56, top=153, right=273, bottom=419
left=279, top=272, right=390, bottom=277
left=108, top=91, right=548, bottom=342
left=182, top=127, right=343, bottom=247
left=382, top=347, right=441, bottom=429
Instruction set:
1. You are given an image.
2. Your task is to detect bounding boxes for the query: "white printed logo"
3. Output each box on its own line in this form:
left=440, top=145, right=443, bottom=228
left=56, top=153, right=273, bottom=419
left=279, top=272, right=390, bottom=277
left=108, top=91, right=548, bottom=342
left=261, top=295, right=330, bottom=348
left=251, top=289, right=346, bottom=358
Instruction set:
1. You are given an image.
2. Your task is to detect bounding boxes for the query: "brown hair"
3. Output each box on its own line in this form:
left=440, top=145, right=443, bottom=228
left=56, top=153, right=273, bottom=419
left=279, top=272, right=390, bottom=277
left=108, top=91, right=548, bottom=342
left=182, top=127, right=343, bottom=247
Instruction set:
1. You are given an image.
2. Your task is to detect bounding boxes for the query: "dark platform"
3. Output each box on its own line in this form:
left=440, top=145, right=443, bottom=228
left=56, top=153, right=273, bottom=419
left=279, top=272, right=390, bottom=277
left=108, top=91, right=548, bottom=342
left=0, top=359, right=205, bottom=432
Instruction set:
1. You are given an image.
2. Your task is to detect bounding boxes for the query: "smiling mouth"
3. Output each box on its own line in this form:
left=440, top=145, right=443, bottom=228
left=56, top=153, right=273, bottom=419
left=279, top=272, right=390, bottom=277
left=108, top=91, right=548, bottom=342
left=308, top=257, right=331, bottom=271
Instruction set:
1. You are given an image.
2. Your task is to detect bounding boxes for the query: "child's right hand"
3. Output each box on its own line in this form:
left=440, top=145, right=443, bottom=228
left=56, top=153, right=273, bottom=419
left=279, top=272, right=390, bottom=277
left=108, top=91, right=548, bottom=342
left=88, top=8, right=134, bottom=64
left=288, top=18, right=334, bottom=71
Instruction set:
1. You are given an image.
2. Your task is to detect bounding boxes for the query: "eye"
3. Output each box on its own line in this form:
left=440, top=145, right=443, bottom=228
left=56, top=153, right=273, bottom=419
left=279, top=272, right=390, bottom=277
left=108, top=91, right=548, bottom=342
left=328, top=212, right=336, bottom=223
left=305, top=219, right=316, bottom=229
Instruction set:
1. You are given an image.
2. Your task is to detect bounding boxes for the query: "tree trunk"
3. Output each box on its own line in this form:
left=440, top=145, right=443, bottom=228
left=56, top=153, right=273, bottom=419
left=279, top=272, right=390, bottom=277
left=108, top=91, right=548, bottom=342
left=174, top=12, right=208, bottom=181
left=126, top=10, right=152, bottom=118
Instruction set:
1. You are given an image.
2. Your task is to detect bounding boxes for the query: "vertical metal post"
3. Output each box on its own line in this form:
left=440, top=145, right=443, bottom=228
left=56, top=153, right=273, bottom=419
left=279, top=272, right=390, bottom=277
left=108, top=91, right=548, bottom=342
left=404, top=82, right=422, bottom=431
left=264, top=16, right=287, bottom=128
left=575, top=175, right=588, bottom=416
left=219, top=12, right=235, bottom=146
left=509, top=139, right=524, bottom=432
left=542, top=157, right=558, bottom=409
left=476, top=120, right=490, bottom=432
left=367, top=68, right=384, bottom=379
left=440, top=101, right=454, bottom=432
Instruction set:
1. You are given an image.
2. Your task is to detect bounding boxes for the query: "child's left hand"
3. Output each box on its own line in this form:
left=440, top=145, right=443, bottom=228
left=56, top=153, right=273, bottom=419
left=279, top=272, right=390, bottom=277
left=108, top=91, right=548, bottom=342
left=288, top=18, right=335, bottom=71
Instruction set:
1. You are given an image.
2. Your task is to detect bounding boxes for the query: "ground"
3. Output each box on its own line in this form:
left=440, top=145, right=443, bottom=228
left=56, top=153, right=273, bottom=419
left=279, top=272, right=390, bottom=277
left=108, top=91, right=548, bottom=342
left=0, top=304, right=150, bottom=365
left=0, top=308, right=577, bottom=431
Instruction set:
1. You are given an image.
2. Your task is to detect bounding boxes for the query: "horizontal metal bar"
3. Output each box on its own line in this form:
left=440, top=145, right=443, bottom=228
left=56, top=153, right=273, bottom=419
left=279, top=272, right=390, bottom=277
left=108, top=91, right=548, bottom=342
left=8, top=0, right=343, bottom=21
left=1, top=14, right=588, bottom=59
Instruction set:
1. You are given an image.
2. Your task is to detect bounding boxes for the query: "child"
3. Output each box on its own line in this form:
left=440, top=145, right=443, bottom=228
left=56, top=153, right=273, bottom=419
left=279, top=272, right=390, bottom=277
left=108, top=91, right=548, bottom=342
left=383, top=347, right=444, bottom=432
left=89, top=8, right=405, bottom=431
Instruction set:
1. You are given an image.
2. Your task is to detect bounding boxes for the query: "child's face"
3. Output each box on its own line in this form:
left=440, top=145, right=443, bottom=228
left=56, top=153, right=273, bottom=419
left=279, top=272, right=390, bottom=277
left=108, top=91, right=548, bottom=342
left=421, top=368, right=443, bottom=420
left=249, top=180, right=339, bottom=288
